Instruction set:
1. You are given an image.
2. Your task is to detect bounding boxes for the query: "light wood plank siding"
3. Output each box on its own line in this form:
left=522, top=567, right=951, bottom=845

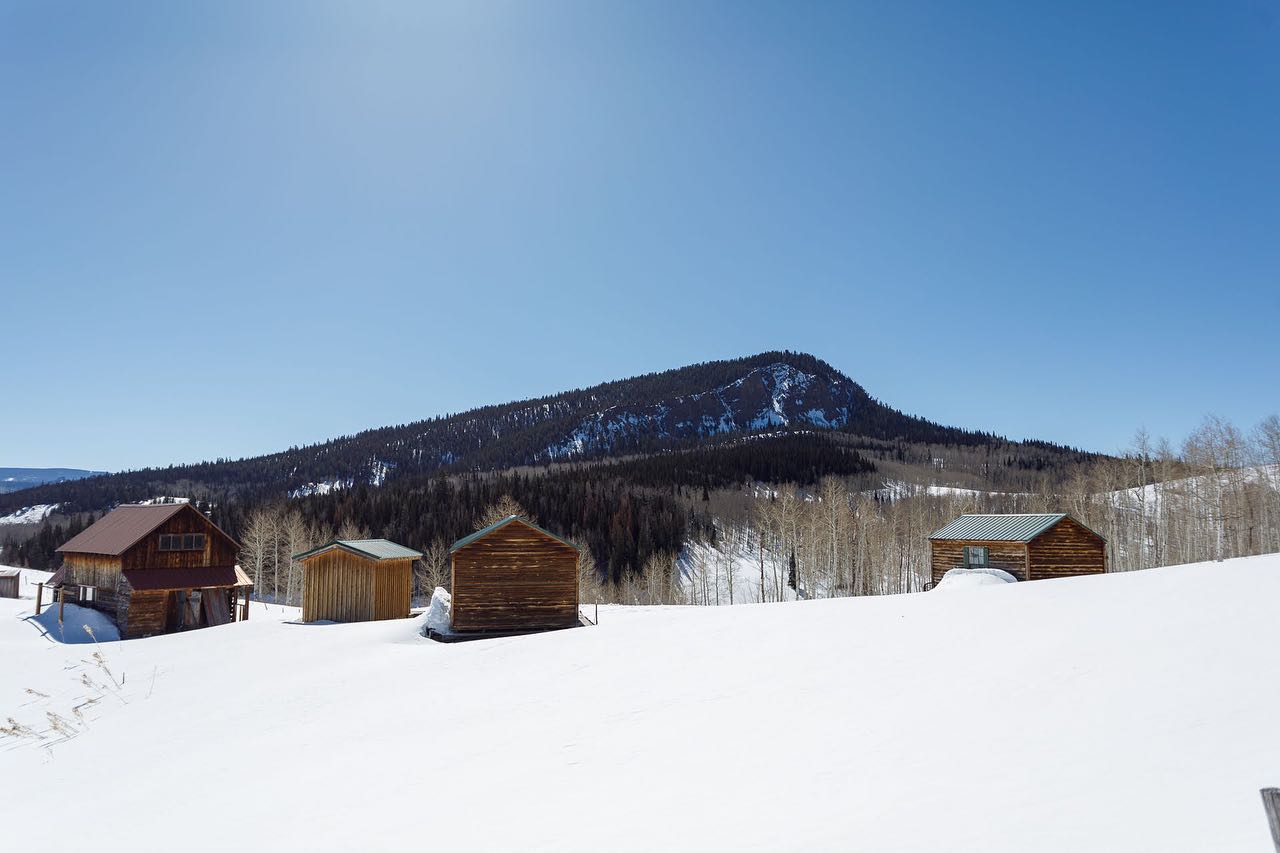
left=301, top=552, right=413, bottom=623
left=451, top=522, right=579, bottom=632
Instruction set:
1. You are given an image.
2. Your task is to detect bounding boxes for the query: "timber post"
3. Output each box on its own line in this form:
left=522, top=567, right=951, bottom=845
left=35, top=582, right=43, bottom=615
left=58, top=587, right=65, bottom=623
left=1262, top=788, right=1280, bottom=853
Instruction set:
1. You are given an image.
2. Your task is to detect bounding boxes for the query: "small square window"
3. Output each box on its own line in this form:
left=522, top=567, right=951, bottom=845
left=965, top=546, right=989, bottom=567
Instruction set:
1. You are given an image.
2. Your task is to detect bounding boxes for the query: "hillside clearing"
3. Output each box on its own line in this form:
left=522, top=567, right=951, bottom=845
left=2, top=556, right=1279, bottom=852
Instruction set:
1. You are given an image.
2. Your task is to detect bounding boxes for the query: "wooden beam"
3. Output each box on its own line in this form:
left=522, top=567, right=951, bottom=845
left=1262, top=788, right=1280, bottom=853
left=58, top=587, right=65, bottom=623
left=35, top=582, right=43, bottom=615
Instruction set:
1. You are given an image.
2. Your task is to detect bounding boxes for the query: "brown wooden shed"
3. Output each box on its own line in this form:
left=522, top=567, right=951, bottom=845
left=295, top=539, right=421, bottom=623
left=928, top=513, right=1106, bottom=587
left=53, top=502, right=250, bottom=639
left=0, top=568, right=19, bottom=599
left=449, top=516, right=580, bottom=633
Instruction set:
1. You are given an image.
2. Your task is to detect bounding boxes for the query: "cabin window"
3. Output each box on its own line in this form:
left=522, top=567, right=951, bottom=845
left=159, top=533, right=206, bottom=551
left=964, top=546, right=989, bottom=567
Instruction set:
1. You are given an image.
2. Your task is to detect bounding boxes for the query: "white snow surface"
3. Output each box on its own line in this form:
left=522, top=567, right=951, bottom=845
left=933, top=566, right=1018, bottom=589
left=0, top=503, right=59, bottom=524
left=3, top=555, right=1280, bottom=852
left=426, top=586, right=451, bottom=634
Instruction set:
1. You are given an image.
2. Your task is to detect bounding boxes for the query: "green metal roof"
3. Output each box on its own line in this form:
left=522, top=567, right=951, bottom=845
left=449, top=515, right=579, bottom=553
left=929, top=514, right=1068, bottom=542
left=293, top=538, right=423, bottom=562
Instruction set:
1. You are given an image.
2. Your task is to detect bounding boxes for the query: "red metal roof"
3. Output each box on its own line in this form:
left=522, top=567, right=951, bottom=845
left=123, top=566, right=238, bottom=591
left=56, top=503, right=239, bottom=556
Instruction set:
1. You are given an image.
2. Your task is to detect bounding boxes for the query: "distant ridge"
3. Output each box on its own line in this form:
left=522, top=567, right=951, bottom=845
left=0, top=467, right=107, bottom=495
left=0, top=351, right=1093, bottom=515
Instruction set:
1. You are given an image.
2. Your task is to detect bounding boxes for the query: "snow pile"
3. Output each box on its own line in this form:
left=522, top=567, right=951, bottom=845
left=2, top=555, right=1279, bottom=852
left=425, top=586, right=451, bottom=634
left=33, top=602, right=122, bottom=643
left=0, top=504, right=59, bottom=525
left=933, top=566, right=1018, bottom=590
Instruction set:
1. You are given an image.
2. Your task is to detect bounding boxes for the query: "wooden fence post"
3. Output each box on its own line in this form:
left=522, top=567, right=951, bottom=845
left=58, top=588, right=65, bottom=623
left=35, top=582, right=43, bottom=615
left=1262, top=788, right=1280, bottom=853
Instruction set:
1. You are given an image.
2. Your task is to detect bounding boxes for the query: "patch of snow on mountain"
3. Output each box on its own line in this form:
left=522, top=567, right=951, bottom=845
left=0, top=504, right=60, bottom=525
left=542, top=362, right=854, bottom=460
left=290, top=479, right=354, bottom=498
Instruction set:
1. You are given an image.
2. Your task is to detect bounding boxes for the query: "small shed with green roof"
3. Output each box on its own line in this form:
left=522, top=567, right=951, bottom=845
left=928, top=513, right=1106, bottom=587
left=295, top=538, right=422, bottom=623
left=449, top=516, right=580, bottom=633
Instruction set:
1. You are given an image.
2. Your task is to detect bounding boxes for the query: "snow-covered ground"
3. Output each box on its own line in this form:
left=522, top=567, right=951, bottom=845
left=0, top=503, right=59, bottom=525
left=677, top=536, right=800, bottom=604
left=3, top=556, right=1279, bottom=852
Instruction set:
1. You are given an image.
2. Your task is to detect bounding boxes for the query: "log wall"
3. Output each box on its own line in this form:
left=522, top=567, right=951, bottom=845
left=1027, top=517, right=1107, bottom=579
left=930, top=540, right=1028, bottom=586
left=451, top=521, right=579, bottom=632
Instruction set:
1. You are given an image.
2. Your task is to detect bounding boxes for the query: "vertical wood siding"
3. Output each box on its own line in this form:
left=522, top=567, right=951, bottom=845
left=451, top=522, right=579, bottom=632
left=121, top=505, right=238, bottom=571
left=301, top=552, right=413, bottom=623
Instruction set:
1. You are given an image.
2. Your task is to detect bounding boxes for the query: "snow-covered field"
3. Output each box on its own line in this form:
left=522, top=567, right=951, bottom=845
left=3, top=556, right=1279, bottom=852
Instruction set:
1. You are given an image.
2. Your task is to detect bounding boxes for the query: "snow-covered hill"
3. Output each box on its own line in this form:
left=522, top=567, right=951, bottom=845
left=545, top=362, right=857, bottom=458
left=3, top=555, right=1278, bottom=852
left=0, top=503, right=59, bottom=525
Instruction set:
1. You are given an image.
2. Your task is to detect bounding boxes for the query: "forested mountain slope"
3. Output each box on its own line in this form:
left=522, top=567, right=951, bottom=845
left=0, top=351, right=1092, bottom=517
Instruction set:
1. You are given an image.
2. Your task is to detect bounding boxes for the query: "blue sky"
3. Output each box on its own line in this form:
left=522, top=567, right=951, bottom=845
left=2, top=1, right=1277, bottom=471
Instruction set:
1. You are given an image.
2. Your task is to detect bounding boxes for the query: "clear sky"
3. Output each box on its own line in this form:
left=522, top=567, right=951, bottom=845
left=2, top=1, right=1277, bottom=472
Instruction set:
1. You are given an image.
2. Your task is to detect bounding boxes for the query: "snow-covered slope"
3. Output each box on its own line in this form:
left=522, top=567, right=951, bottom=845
left=3, top=556, right=1279, bottom=852
left=544, top=362, right=857, bottom=458
left=0, top=503, right=59, bottom=525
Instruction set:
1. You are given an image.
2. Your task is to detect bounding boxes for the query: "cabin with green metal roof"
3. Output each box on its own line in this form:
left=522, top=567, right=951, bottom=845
left=295, top=538, right=422, bottom=623
left=928, top=513, right=1106, bottom=587
left=449, top=516, right=580, bottom=633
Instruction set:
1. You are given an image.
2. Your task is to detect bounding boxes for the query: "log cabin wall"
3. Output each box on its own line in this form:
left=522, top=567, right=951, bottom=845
left=1027, top=517, right=1106, bottom=579
left=122, top=590, right=169, bottom=639
left=451, top=522, right=579, bottom=632
left=301, top=550, right=376, bottom=623
left=930, top=540, right=1028, bottom=585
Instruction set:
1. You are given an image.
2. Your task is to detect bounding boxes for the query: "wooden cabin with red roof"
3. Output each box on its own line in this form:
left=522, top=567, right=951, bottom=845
left=51, top=502, right=250, bottom=639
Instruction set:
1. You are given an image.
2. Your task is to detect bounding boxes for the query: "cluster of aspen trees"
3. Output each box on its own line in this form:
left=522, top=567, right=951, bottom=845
left=589, top=414, right=1280, bottom=606
left=238, top=415, right=1278, bottom=609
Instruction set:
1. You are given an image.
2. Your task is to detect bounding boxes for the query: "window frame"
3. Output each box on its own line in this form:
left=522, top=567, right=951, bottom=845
left=964, top=545, right=989, bottom=567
